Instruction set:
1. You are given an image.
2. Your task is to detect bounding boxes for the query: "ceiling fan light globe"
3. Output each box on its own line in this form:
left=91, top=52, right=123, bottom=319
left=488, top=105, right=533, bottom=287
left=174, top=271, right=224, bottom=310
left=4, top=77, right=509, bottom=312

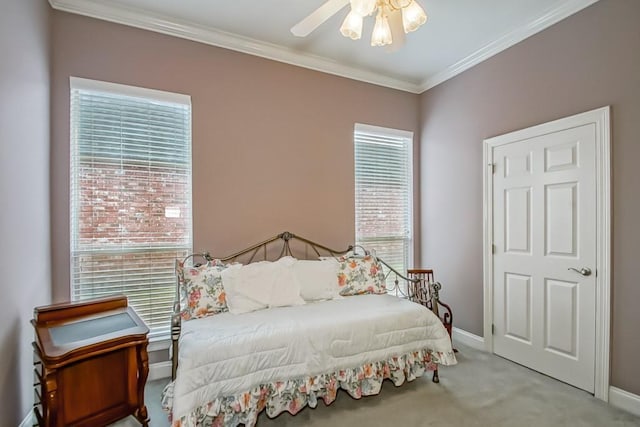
left=401, top=0, right=427, bottom=33
left=350, top=0, right=377, bottom=17
left=371, top=13, right=393, bottom=47
left=340, top=10, right=363, bottom=40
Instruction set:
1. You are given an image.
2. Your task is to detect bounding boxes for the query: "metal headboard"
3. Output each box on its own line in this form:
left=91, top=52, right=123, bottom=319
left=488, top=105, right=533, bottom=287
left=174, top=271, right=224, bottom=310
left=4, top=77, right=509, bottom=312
left=216, top=231, right=353, bottom=263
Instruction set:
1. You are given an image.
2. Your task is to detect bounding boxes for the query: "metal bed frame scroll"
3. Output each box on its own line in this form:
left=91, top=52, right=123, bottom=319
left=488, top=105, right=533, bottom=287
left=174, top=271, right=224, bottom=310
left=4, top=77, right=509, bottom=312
left=171, top=231, right=451, bottom=383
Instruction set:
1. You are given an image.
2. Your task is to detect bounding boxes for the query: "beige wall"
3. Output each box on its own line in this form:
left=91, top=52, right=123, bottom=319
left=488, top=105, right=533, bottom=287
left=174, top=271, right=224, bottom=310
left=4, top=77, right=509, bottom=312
left=419, top=0, right=640, bottom=395
left=0, top=0, right=51, bottom=424
left=50, top=11, right=420, bottom=301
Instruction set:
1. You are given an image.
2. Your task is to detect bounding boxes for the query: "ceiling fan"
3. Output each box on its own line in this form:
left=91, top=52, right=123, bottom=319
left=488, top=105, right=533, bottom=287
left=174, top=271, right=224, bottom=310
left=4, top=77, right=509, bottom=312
left=290, top=0, right=428, bottom=48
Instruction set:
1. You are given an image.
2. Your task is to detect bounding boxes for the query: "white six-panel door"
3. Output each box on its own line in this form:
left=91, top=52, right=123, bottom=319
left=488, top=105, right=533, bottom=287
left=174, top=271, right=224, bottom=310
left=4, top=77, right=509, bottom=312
left=492, top=123, right=597, bottom=393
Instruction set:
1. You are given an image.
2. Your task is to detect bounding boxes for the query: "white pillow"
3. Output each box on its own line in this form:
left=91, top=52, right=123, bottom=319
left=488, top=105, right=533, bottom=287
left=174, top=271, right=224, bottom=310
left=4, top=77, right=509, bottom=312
left=221, top=262, right=271, bottom=314
left=293, top=259, right=341, bottom=301
left=221, top=259, right=305, bottom=314
left=270, top=257, right=306, bottom=308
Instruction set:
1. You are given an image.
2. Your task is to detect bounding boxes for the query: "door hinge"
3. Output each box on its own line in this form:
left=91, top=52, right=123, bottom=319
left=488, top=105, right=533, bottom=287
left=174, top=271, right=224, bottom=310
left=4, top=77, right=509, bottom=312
left=489, top=163, right=496, bottom=174
left=492, top=324, right=495, bottom=335
left=492, top=244, right=496, bottom=254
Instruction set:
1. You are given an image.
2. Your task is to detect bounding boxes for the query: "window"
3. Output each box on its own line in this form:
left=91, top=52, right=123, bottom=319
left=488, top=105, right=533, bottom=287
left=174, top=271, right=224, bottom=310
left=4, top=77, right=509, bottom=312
left=70, top=77, right=192, bottom=338
left=354, top=123, right=413, bottom=280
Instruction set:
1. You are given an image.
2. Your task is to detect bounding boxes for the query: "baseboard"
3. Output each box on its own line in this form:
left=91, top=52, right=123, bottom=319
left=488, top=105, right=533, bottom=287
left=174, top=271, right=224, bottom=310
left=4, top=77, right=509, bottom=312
left=609, top=386, right=640, bottom=417
left=452, top=327, right=485, bottom=351
left=149, top=360, right=172, bottom=381
left=19, top=409, right=33, bottom=427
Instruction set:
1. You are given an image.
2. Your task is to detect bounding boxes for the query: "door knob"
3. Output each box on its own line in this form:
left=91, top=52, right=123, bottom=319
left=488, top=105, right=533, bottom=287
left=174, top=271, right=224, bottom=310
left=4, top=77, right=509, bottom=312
left=568, top=267, right=592, bottom=276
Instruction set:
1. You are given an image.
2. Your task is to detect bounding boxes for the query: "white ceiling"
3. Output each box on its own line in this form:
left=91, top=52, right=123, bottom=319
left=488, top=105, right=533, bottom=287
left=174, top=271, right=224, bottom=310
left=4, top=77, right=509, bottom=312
left=50, top=0, right=600, bottom=93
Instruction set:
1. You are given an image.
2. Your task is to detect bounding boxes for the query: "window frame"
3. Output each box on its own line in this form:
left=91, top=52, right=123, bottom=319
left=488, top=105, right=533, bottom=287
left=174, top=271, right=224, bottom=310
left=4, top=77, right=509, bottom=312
left=354, top=123, right=414, bottom=275
left=69, top=77, right=193, bottom=339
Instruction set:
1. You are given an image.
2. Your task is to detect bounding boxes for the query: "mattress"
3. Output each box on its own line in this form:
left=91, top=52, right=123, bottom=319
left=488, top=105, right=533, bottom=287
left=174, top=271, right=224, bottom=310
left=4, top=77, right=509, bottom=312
left=171, top=294, right=455, bottom=420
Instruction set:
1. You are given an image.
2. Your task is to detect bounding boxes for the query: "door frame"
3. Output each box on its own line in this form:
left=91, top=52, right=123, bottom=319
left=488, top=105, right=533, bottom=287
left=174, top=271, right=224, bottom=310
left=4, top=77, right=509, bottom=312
left=482, top=106, right=611, bottom=400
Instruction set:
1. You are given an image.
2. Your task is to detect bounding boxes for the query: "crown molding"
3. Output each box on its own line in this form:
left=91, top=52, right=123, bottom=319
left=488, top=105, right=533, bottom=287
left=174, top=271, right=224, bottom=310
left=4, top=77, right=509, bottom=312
left=418, top=0, right=601, bottom=92
left=50, top=0, right=599, bottom=95
left=48, top=0, right=422, bottom=93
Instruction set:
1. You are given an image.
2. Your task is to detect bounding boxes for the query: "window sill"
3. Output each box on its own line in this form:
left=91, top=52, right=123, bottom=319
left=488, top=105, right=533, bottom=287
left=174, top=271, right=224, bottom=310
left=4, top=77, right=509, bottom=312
left=148, top=336, right=171, bottom=352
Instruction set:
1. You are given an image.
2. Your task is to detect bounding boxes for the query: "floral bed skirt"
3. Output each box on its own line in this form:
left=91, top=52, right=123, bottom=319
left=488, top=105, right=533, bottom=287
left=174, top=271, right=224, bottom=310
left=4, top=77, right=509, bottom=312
left=162, top=348, right=456, bottom=427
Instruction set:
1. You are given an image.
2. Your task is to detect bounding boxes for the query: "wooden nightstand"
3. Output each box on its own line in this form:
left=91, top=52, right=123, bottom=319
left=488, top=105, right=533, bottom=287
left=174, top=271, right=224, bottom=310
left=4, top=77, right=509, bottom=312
left=32, top=295, right=150, bottom=427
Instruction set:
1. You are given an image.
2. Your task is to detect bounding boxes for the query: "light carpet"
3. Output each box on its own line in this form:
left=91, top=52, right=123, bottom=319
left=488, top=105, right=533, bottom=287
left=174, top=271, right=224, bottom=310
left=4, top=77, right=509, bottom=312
left=112, top=342, right=640, bottom=426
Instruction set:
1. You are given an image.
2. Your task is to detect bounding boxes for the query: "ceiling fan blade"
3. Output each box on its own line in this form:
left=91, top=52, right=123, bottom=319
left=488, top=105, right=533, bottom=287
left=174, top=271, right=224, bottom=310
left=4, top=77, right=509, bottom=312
left=291, top=0, right=350, bottom=37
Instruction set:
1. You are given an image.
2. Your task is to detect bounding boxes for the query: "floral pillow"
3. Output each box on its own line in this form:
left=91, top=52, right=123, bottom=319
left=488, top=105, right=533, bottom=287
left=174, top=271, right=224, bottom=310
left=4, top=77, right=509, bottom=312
left=337, top=254, right=386, bottom=296
left=177, top=260, right=229, bottom=320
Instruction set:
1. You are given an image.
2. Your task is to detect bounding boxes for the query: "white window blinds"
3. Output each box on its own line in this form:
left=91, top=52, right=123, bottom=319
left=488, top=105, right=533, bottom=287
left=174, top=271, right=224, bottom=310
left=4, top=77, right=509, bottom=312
left=70, top=77, right=192, bottom=338
left=355, top=124, right=413, bottom=278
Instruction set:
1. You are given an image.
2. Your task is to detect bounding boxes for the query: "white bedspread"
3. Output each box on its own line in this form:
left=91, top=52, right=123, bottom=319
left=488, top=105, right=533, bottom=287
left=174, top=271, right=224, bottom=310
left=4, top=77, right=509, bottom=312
left=172, top=294, right=454, bottom=420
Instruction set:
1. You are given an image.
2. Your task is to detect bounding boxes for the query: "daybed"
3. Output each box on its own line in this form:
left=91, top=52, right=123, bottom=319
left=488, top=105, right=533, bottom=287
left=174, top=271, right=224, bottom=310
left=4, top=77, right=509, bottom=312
left=162, top=232, right=456, bottom=427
